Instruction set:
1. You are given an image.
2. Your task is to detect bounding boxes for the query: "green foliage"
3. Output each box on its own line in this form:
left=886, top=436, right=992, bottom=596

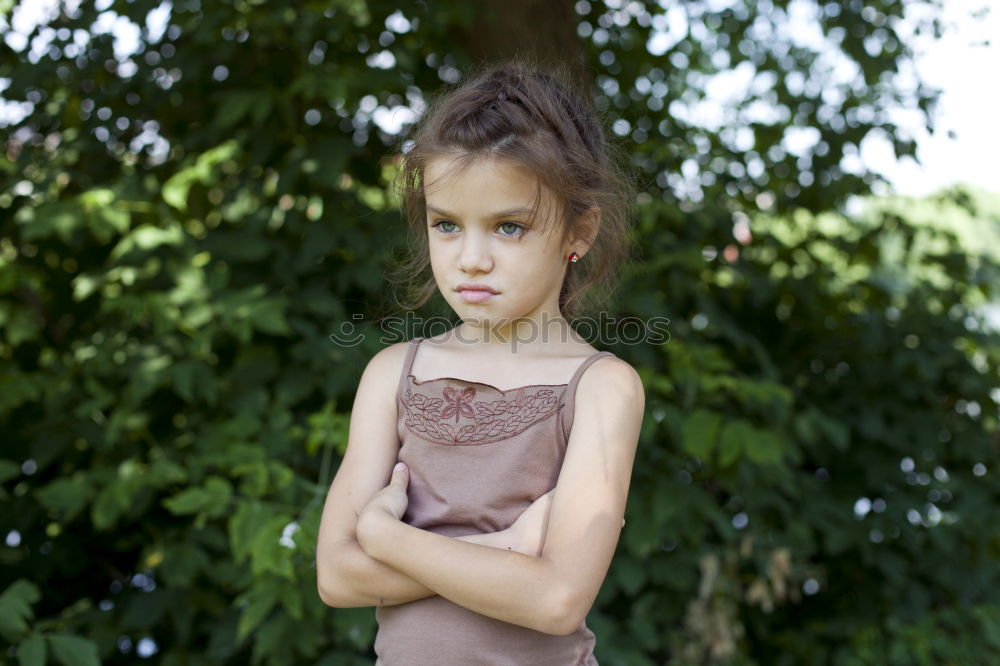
left=0, top=580, right=40, bottom=643
left=0, top=580, right=102, bottom=666
left=2, top=0, right=998, bottom=664
left=48, top=634, right=101, bottom=666
left=608, top=183, right=1000, bottom=665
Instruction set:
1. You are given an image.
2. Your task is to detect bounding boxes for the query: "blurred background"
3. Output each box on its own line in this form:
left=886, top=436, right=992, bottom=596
left=2, top=1, right=999, bottom=664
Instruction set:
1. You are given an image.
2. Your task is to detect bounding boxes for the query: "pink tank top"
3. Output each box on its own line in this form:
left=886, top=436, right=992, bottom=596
left=373, top=336, right=614, bottom=666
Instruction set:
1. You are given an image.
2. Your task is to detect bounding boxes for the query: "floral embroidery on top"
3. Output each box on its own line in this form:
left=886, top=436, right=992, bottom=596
left=441, top=386, right=476, bottom=423
left=401, top=379, right=564, bottom=445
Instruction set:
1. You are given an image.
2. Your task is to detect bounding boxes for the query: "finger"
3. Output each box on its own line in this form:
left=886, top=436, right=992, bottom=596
left=390, top=461, right=409, bottom=487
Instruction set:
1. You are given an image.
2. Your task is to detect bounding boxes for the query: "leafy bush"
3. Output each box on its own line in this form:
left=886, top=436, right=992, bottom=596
left=2, top=1, right=997, bottom=664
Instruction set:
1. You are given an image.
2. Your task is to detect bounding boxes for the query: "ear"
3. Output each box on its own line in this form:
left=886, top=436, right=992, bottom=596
left=562, top=206, right=601, bottom=259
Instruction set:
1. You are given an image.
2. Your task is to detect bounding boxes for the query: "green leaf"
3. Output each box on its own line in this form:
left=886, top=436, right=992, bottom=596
left=161, top=140, right=239, bottom=211
left=91, top=474, right=143, bottom=531
left=718, top=419, right=748, bottom=467
left=680, top=408, right=722, bottom=459
left=303, top=401, right=349, bottom=456
left=235, top=577, right=282, bottom=643
left=109, top=222, right=185, bottom=261
left=249, top=515, right=296, bottom=580
left=81, top=188, right=130, bottom=237
left=148, top=458, right=189, bottom=488
left=229, top=501, right=268, bottom=564
left=0, top=580, right=40, bottom=642
left=232, top=462, right=269, bottom=497
left=249, top=297, right=292, bottom=336
left=0, top=372, right=43, bottom=415
left=266, top=461, right=294, bottom=491
left=35, top=474, right=94, bottom=521
left=16, top=635, right=46, bottom=666
left=279, top=584, right=303, bottom=620
left=18, top=201, right=82, bottom=243
left=250, top=612, right=296, bottom=663
left=48, top=634, right=100, bottom=666
left=163, top=476, right=233, bottom=519
left=293, top=508, right=322, bottom=557
left=742, top=424, right=785, bottom=465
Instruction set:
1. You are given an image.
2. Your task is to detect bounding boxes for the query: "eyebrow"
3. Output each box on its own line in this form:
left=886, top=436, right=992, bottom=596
left=426, top=205, right=535, bottom=220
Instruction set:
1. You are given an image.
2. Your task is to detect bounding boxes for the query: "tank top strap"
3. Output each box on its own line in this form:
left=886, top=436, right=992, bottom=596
left=396, top=337, right=424, bottom=406
left=560, top=350, right=617, bottom=442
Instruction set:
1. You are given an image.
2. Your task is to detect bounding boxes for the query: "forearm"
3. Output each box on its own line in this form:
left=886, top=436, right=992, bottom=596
left=318, top=536, right=435, bottom=607
left=318, top=530, right=519, bottom=608
left=360, top=515, right=572, bottom=634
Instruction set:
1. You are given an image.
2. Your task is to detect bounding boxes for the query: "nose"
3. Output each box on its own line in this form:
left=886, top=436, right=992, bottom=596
left=457, top=232, right=493, bottom=274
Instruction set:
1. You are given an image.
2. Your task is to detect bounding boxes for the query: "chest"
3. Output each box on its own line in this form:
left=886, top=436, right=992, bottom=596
left=396, top=377, right=570, bottom=533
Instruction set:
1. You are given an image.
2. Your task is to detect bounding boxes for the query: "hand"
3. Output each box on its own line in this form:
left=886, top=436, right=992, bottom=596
left=356, top=462, right=410, bottom=555
left=504, top=490, right=554, bottom=557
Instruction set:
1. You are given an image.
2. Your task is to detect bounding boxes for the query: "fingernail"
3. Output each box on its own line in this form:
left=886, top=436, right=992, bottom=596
left=394, top=462, right=406, bottom=471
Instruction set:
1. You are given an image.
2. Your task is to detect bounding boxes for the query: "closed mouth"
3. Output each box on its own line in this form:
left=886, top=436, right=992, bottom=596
left=456, top=285, right=499, bottom=294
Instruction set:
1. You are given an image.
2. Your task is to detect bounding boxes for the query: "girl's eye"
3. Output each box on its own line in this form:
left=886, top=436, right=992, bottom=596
left=431, top=219, right=458, bottom=233
left=498, top=221, right=526, bottom=237
left=431, top=220, right=527, bottom=238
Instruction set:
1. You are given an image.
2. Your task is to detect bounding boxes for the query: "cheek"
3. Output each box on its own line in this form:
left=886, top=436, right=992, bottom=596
left=428, top=248, right=457, bottom=290
left=429, top=255, right=447, bottom=282
left=427, top=240, right=447, bottom=265
left=520, top=257, right=566, bottom=291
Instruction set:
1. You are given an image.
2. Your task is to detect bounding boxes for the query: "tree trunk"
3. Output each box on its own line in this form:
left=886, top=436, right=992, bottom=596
left=452, top=0, right=591, bottom=91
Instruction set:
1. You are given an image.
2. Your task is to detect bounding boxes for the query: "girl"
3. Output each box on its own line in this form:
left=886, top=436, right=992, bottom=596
left=316, top=61, right=645, bottom=665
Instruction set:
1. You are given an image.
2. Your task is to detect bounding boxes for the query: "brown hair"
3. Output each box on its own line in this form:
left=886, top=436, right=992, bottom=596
left=384, top=59, right=636, bottom=321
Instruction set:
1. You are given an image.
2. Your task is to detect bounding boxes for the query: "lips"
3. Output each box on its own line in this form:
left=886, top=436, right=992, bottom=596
left=456, top=284, right=498, bottom=304
left=456, top=283, right=499, bottom=294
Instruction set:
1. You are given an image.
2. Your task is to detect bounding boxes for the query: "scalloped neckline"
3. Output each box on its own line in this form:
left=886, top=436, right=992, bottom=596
left=407, top=373, right=569, bottom=394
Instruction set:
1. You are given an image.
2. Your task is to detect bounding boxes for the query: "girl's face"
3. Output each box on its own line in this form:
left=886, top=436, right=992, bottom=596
left=423, top=155, right=577, bottom=341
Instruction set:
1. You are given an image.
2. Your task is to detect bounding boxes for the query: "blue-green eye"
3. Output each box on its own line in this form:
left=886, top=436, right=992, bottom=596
left=431, top=219, right=458, bottom=233
left=498, top=221, right=526, bottom=237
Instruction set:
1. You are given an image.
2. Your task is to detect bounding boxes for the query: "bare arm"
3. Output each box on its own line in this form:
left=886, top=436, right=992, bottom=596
left=315, top=344, right=553, bottom=608
left=356, top=357, right=644, bottom=634
left=317, top=505, right=549, bottom=608
left=315, top=342, right=424, bottom=607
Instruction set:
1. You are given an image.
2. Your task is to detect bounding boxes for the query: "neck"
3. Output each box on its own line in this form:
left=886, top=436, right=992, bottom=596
left=451, top=315, right=582, bottom=351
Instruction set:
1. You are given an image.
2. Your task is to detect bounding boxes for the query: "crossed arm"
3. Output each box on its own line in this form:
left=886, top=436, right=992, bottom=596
left=315, top=342, right=645, bottom=635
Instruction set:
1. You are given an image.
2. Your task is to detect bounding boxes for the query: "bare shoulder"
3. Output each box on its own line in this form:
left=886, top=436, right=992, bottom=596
left=360, top=340, right=412, bottom=384
left=349, top=340, right=414, bottom=414
left=367, top=339, right=412, bottom=371
left=575, top=355, right=645, bottom=428
left=579, top=356, right=644, bottom=401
